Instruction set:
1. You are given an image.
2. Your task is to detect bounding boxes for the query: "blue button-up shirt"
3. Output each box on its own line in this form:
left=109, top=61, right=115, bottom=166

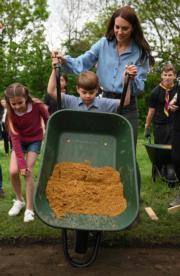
left=64, top=37, right=150, bottom=95
left=61, top=94, right=119, bottom=113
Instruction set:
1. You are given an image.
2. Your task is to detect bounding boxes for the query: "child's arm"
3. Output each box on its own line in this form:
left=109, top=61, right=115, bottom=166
left=10, top=131, right=27, bottom=172
left=38, top=103, right=49, bottom=127
left=47, top=67, right=57, bottom=100
left=47, top=52, right=64, bottom=100
left=47, top=68, right=65, bottom=103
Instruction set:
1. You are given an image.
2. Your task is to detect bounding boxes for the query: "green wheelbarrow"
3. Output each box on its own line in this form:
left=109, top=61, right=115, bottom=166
left=34, top=69, right=139, bottom=267
left=145, top=137, right=178, bottom=187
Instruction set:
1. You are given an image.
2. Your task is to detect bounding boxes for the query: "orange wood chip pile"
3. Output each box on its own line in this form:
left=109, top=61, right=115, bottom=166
left=46, top=162, right=127, bottom=218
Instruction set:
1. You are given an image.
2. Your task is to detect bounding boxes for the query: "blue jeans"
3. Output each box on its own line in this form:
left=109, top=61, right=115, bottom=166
left=21, top=141, right=42, bottom=154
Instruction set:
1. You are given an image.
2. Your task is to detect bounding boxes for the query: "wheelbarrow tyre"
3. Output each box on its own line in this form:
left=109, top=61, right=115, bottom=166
left=62, top=229, right=101, bottom=268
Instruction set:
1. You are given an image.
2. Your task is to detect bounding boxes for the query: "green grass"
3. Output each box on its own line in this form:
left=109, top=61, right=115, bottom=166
left=0, top=132, right=180, bottom=245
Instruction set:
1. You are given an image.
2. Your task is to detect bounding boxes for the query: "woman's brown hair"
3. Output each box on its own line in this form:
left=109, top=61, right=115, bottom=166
left=105, top=6, right=155, bottom=66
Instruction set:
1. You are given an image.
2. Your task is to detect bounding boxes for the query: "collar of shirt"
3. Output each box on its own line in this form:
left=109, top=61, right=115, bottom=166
left=14, top=103, right=32, bottom=116
left=112, top=39, right=133, bottom=55
left=78, top=97, right=99, bottom=109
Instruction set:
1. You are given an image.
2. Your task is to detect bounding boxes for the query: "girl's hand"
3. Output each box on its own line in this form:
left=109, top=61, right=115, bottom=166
left=20, top=168, right=31, bottom=176
left=125, top=64, right=137, bottom=79
left=51, top=50, right=65, bottom=66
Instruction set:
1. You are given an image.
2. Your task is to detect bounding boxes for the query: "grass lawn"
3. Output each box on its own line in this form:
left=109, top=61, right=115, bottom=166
left=0, top=131, right=180, bottom=245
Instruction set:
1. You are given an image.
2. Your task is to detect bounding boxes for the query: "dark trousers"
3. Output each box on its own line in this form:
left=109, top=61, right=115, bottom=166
left=103, top=92, right=141, bottom=193
left=153, top=123, right=177, bottom=184
left=153, top=123, right=173, bottom=145
left=172, top=130, right=180, bottom=182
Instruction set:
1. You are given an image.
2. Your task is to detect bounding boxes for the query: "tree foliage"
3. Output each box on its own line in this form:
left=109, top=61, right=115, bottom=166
left=0, top=0, right=51, bottom=98
left=131, top=0, right=180, bottom=67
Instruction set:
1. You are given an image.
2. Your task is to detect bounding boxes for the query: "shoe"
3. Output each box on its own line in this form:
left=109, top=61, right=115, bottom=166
left=0, top=189, right=5, bottom=198
left=8, top=199, right=25, bottom=216
left=24, top=209, right=35, bottom=223
left=169, top=193, right=180, bottom=207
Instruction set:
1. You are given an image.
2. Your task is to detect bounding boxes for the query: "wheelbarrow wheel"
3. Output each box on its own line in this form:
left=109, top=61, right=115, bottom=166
left=62, top=229, right=101, bottom=268
left=166, top=165, right=177, bottom=188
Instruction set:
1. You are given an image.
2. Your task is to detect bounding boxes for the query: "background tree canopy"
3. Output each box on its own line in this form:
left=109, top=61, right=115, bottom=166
left=0, top=0, right=179, bottom=125
left=0, top=0, right=51, bottom=98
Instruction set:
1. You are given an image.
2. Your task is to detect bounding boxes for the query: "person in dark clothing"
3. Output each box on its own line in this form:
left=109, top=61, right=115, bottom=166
left=144, top=64, right=177, bottom=144
left=45, top=74, right=68, bottom=114
left=144, top=64, right=178, bottom=186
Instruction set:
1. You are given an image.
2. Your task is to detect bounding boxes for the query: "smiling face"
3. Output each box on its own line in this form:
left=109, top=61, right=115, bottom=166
left=114, top=16, right=133, bottom=44
left=9, top=96, right=27, bottom=113
left=77, top=87, right=97, bottom=107
left=161, top=70, right=176, bottom=88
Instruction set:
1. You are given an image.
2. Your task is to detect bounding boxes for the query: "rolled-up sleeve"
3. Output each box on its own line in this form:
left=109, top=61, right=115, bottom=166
left=63, top=38, right=104, bottom=74
left=132, top=58, right=150, bottom=95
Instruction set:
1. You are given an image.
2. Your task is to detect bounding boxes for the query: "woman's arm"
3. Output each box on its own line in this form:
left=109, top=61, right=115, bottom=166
left=132, top=59, right=150, bottom=94
left=52, top=38, right=103, bottom=74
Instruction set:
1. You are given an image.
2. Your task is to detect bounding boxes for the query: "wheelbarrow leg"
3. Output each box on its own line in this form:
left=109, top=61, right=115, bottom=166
left=75, top=230, right=89, bottom=253
left=62, top=229, right=101, bottom=268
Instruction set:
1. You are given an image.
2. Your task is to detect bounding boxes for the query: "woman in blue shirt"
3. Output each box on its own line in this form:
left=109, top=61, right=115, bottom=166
left=52, top=6, right=154, bottom=192
left=53, top=6, right=154, bottom=145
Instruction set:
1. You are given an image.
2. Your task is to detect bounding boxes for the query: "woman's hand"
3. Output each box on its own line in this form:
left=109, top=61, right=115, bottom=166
left=125, top=64, right=137, bottom=79
left=51, top=50, right=65, bottom=66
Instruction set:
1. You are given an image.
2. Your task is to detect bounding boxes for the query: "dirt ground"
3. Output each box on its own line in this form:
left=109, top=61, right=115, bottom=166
left=0, top=244, right=180, bottom=276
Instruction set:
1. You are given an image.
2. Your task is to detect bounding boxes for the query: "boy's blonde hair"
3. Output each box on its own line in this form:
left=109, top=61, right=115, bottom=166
left=77, top=71, right=99, bottom=91
left=161, top=64, right=176, bottom=74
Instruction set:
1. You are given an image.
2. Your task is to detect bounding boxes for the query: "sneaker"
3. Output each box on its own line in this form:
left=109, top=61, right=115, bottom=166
left=8, top=199, right=25, bottom=216
left=169, top=193, right=180, bottom=207
left=0, top=189, right=5, bottom=198
left=24, top=209, right=35, bottom=223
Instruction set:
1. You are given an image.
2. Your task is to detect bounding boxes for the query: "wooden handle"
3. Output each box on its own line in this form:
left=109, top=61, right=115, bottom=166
left=145, top=207, right=159, bottom=221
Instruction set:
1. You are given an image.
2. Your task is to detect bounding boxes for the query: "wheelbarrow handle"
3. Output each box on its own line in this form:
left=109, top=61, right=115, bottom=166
left=147, top=136, right=151, bottom=144
left=117, top=73, right=130, bottom=115
left=54, top=63, right=61, bottom=110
